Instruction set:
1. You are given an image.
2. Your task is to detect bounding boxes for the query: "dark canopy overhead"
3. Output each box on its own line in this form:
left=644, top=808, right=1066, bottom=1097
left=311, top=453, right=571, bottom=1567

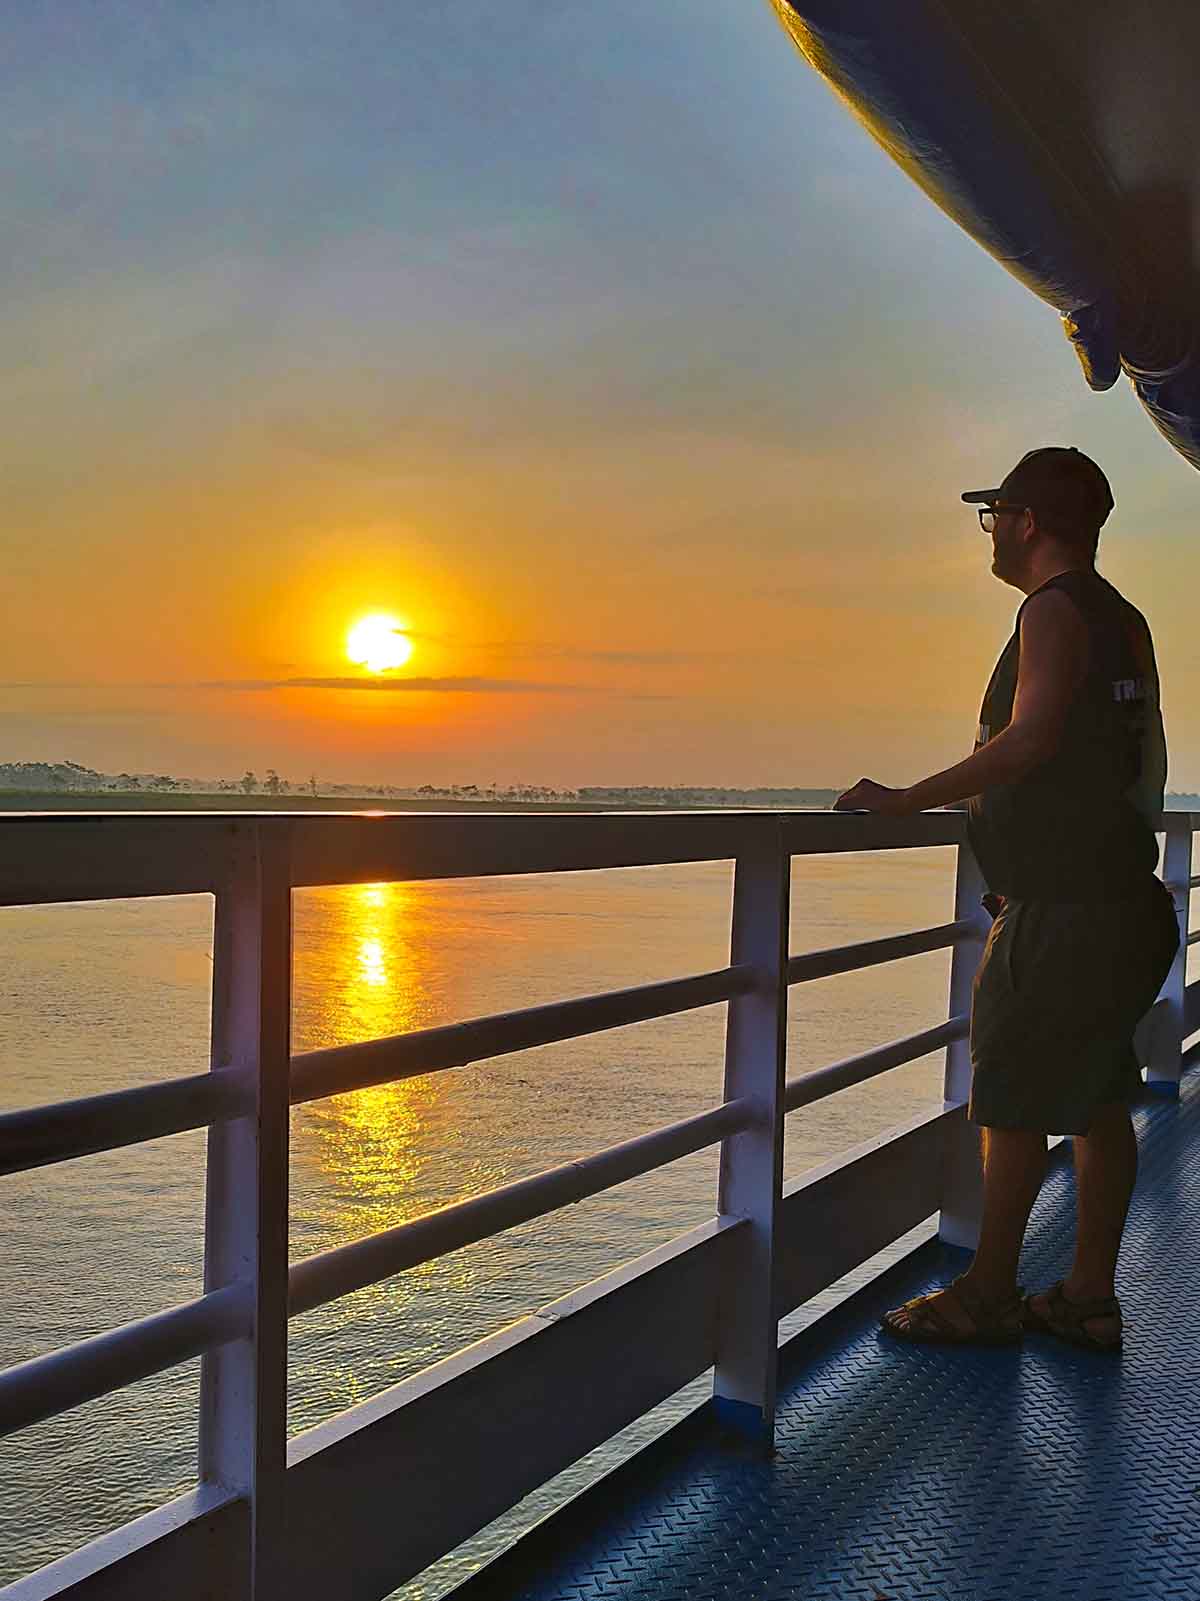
left=772, top=1, right=1200, bottom=471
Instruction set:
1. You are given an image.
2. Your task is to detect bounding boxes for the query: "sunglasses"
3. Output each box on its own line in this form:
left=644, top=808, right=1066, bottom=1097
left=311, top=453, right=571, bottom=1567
left=977, top=503, right=1027, bottom=534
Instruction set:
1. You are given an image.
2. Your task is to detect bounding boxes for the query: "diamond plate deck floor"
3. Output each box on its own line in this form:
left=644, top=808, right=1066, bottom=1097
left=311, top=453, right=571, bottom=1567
left=451, top=1069, right=1200, bottom=1601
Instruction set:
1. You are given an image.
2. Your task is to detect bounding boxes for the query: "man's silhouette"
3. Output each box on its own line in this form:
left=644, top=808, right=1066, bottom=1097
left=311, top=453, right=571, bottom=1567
left=835, top=448, right=1178, bottom=1350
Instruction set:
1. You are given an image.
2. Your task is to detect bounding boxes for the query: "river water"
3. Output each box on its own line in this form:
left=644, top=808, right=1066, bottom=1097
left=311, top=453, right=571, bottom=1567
left=0, top=846, right=958, bottom=1592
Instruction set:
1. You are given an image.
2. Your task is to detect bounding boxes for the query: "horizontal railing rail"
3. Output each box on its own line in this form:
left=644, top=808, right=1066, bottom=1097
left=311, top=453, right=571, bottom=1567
left=784, top=1016, right=968, bottom=1113
left=786, top=919, right=973, bottom=984
left=1, top=971, right=753, bottom=1180
left=0, top=1066, right=253, bottom=1177
left=288, top=1098, right=751, bottom=1318
left=1, top=806, right=1194, bottom=1601
left=290, top=965, right=757, bottom=1105
left=0, top=1285, right=251, bottom=1439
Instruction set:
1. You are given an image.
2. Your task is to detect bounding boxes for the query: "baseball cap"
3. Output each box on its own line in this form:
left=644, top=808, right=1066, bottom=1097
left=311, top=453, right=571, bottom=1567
left=961, top=446, right=1114, bottom=532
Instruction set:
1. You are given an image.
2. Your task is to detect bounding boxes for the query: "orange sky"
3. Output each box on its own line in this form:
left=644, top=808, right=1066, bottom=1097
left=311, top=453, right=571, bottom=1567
left=4, top=1, right=1198, bottom=790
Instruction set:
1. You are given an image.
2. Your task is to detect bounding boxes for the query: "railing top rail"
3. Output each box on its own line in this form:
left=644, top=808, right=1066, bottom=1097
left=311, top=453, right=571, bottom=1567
left=0, top=816, right=237, bottom=905
left=290, top=810, right=761, bottom=886
left=0, top=807, right=1190, bottom=829
left=0, top=807, right=987, bottom=907
left=778, top=810, right=967, bottom=853
left=5, top=804, right=1192, bottom=906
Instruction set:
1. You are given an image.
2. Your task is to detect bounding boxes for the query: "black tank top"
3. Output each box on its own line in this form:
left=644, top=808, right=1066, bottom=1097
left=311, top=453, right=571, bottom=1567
left=967, top=570, right=1166, bottom=901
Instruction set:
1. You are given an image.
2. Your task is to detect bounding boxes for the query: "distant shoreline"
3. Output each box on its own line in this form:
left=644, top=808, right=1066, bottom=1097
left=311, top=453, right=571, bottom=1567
left=2, top=788, right=1196, bottom=815
left=0, top=789, right=837, bottom=815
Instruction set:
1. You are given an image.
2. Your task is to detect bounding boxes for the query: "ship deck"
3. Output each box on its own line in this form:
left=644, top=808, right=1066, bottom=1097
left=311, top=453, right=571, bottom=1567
left=455, top=1065, right=1200, bottom=1601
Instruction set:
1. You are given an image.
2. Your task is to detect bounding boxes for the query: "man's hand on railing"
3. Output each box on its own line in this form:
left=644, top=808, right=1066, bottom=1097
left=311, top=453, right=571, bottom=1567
left=832, top=780, right=919, bottom=817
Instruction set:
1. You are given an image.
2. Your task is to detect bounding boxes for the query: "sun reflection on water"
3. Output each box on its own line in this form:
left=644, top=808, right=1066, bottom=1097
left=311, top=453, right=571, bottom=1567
left=293, top=879, right=448, bottom=1249
left=301, top=880, right=429, bottom=1046
left=358, top=936, right=387, bottom=988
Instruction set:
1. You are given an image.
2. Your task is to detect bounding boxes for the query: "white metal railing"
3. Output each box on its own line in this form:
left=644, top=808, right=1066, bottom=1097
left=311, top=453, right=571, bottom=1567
left=0, top=808, right=1195, bottom=1601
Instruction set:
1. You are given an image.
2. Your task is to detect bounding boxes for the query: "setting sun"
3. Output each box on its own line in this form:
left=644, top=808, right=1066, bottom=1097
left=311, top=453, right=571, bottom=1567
left=346, top=613, right=414, bottom=674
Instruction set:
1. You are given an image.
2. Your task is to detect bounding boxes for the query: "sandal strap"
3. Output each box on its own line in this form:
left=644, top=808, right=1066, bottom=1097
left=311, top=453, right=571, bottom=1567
left=950, top=1275, right=1023, bottom=1326
left=896, top=1290, right=966, bottom=1338
left=922, top=1278, right=1022, bottom=1336
left=1048, top=1280, right=1121, bottom=1325
left=888, top=1280, right=1026, bottom=1341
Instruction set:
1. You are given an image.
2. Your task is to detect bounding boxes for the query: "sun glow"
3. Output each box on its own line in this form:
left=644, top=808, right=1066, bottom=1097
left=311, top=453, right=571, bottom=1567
left=346, top=613, right=413, bottom=673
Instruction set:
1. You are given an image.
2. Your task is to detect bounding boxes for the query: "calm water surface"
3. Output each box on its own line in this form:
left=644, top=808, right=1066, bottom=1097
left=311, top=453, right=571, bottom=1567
left=0, top=849, right=957, bottom=1591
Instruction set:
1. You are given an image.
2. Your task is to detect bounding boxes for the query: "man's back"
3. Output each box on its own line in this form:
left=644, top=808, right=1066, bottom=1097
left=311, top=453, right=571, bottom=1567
left=967, top=569, right=1166, bottom=902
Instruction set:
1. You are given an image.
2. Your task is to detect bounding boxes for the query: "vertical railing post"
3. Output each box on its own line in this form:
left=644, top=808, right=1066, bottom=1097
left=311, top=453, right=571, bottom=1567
left=1147, top=812, right=1192, bottom=1096
left=200, top=821, right=293, bottom=1600
left=713, top=820, right=789, bottom=1449
left=939, top=836, right=988, bottom=1251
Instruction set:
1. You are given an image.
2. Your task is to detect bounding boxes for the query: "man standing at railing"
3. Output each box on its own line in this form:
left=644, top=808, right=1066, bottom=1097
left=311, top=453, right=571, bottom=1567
left=833, top=447, right=1178, bottom=1353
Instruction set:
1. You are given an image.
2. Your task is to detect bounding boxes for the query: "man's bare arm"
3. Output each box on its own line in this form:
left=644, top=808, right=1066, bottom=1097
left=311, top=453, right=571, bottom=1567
left=835, top=588, right=1088, bottom=815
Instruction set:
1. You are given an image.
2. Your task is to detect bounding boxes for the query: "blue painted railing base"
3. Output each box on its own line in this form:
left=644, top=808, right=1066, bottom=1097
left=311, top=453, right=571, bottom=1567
left=1145, top=1079, right=1181, bottom=1100
left=710, top=1394, right=771, bottom=1449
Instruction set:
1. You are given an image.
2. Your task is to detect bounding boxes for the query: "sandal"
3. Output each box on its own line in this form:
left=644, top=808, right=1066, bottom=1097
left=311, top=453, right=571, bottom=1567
left=1021, top=1280, right=1123, bottom=1352
left=880, top=1275, right=1025, bottom=1346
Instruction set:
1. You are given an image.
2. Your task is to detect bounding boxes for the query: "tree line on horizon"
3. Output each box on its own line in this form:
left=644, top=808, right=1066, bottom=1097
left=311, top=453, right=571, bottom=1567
left=5, top=761, right=1200, bottom=811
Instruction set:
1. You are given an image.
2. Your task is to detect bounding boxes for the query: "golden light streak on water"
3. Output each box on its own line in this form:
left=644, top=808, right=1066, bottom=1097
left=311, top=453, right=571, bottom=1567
left=358, top=936, right=386, bottom=986
left=294, top=879, right=443, bottom=1236
left=299, top=879, right=429, bottom=1048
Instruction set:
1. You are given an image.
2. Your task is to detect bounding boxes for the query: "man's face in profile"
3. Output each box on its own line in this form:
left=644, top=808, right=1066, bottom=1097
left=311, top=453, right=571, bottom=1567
left=987, top=505, right=1028, bottom=587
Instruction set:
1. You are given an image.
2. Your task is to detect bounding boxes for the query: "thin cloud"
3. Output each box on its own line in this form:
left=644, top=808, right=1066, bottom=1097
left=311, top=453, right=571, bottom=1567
left=571, top=650, right=697, bottom=665
left=481, top=646, right=701, bottom=666
left=422, top=639, right=711, bottom=666
left=203, top=675, right=593, bottom=694
left=0, top=676, right=673, bottom=700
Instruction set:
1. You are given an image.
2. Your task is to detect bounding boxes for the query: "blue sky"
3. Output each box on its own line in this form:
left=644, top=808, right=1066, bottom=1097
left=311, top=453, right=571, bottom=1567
left=4, top=0, right=1197, bottom=787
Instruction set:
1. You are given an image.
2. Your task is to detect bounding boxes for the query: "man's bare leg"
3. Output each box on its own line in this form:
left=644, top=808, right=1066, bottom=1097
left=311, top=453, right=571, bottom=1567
left=1026, top=1098, right=1134, bottom=1341
left=956, top=1126, right=1048, bottom=1301
left=1066, top=1099, right=1138, bottom=1296
left=885, top=1125, right=1046, bottom=1334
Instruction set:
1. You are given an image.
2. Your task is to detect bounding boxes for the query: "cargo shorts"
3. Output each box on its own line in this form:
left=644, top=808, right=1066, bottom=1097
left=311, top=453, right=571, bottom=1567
left=968, top=876, right=1179, bottom=1135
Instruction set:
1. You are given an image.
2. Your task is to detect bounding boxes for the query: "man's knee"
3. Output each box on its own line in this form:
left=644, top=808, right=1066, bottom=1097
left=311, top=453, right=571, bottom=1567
left=980, top=1124, right=1049, bottom=1168
left=1079, top=1099, right=1134, bottom=1138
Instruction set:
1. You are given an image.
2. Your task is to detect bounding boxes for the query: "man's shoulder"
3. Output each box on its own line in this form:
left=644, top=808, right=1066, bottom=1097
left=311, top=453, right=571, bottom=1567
left=1022, top=570, right=1151, bottom=635
left=1091, top=574, right=1156, bottom=648
left=1084, top=570, right=1151, bottom=626
left=1017, top=583, right=1091, bottom=639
